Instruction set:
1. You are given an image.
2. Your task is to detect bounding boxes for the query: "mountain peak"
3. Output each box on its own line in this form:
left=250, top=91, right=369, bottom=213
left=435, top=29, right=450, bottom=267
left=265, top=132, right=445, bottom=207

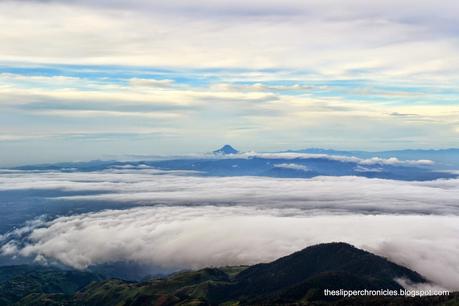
left=234, top=242, right=426, bottom=297
left=213, top=145, right=239, bottom=155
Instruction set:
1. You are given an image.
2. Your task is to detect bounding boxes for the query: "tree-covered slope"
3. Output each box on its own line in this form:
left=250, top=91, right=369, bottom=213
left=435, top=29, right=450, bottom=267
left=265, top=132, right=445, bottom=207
left=1, top=243, right=457, bottom=306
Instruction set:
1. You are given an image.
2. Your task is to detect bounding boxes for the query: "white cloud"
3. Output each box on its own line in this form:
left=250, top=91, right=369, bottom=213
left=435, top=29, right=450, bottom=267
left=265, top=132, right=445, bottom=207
left=129, top=78, right=175, bottom=88
left=1, top=0, right=459, bottom=164
left=1, top=170, right=458, bottom=215
left=1, top=70, right=458, bottom=160
left=354, top=165, right=383, bottom=173
left=1, top=0, right=459, bottom=81
left=1, top=169, right=459, bottom=289
left=231, top=152, right=434, bottom=166
left=395, top=278, right=448, bottom=292
left=2, top=206, right=458, bottom=290
left=35, top=110, right=183, bottom=119
left=273, top=163, right=309, bottom=171
left=359, top=157, right=434, bottom=166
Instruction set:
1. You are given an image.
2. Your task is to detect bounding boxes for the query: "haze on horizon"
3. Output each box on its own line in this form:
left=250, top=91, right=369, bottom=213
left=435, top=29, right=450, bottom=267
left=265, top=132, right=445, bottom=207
left=1, top=0, right=459, bottom=165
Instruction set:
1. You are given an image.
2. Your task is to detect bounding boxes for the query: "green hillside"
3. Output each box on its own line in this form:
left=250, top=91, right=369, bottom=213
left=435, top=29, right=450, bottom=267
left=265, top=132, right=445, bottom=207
left=0, top=243, right=457, bottom=306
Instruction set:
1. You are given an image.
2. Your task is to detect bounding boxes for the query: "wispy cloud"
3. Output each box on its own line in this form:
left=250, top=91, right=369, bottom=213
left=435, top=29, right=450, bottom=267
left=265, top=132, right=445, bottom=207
left=1, top=0, right=458, bottom=163
left=2, top=0, right=459, bottom=76
left=129, top=78, right=175, bottom=88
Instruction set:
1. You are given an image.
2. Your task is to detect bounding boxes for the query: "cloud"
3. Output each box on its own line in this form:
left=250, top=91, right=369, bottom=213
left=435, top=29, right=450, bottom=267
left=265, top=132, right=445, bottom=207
left=1, top=206, right=458, bottom=290
left=129, top=78, right=175, bottom=88
left=1, top=0, right=459, bottom=80
left=1, top=168, right=458, bottom=289
left=35, top=110, right=183, bottom=119
left=395, top=278, right=448, bottom=293
left=233, top=152, right=435, bottom=166
left=1, top=68, right=459, bottom=165
left=358, top=156, right=435, bottom=166
left=353, top=165, right=383, bottom=173
left=0, top=130, right=180, bottom=144
left=273, top=163, right=309, bottom=171
left=1, top=169, right=459, bottom=215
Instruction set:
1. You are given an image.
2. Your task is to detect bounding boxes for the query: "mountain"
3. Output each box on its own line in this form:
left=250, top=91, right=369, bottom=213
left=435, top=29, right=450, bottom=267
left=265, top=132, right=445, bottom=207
left=0, top=265, right=103, bottom=305
left=213, top=145, right=239, bottom=155
left=17, top=155, right=454, bottom=181
left=14, top=147, right=458, bottom=181
left=227, top=242, right=426, bottom=303
left=142, top=156, right=455, bottom=181
left=1, top=243, right=456, bottom=305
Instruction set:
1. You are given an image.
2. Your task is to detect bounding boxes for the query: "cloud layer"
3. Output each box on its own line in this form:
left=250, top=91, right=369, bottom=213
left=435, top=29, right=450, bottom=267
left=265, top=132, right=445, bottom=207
left=1, top=169, right=458, bottom=215
left=2, top=0, right=459, bottom=75
left=1, top=168, right=459, bottom=289
left=2, top=206, right=458, bottom=290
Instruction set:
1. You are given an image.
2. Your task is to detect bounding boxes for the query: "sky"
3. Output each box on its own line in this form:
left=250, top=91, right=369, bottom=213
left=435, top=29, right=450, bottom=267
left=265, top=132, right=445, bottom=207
left=1, top=0, right=459, bottom=165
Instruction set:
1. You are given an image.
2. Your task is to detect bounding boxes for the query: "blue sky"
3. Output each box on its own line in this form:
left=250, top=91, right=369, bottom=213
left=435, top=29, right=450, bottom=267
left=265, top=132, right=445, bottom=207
left=1, top=0, right=459, bottom=165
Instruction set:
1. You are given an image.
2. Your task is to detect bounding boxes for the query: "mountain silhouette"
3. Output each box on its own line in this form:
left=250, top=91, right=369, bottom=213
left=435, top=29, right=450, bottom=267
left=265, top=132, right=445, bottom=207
left=213, top=144, right=239, bottom=155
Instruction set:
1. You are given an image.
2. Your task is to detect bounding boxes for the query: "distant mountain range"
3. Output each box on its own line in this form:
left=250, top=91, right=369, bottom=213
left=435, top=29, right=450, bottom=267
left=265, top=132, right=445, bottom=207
left=12, top=145, right=459, bottom=181
left=0, top=243, right=456, bottom=305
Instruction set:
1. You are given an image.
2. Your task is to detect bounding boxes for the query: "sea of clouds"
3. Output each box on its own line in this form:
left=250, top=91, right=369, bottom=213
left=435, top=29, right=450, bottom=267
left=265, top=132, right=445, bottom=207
left=1, top=168, right=458, bottom=214
left=1, top=168, right=459, bottom=290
